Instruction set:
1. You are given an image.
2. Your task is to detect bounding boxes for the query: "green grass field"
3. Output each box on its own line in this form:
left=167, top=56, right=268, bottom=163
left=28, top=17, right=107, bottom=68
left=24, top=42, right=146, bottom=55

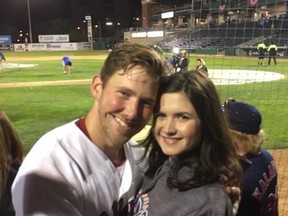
left=0, top=50, right=287, bottom=153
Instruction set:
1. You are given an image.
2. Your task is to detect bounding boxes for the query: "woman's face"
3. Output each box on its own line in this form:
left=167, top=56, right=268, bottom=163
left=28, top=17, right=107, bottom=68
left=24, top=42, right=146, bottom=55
left=153, top=92, right=202, bottom=157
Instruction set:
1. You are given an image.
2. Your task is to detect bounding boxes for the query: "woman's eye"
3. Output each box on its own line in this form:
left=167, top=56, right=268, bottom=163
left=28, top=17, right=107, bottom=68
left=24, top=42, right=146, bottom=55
left=178, top=115, right=189, bottom=120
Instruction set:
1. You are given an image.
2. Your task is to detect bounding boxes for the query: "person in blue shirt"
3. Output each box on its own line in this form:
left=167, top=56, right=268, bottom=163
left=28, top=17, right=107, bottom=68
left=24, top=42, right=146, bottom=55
left=62, top=56, right=72, bottom=74
left=223, top=99, right=278, bottom=216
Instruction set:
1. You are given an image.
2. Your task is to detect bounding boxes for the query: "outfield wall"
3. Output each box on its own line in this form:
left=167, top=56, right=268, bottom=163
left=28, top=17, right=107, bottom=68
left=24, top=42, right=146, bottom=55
left=12, top=42, right=92, bottom=52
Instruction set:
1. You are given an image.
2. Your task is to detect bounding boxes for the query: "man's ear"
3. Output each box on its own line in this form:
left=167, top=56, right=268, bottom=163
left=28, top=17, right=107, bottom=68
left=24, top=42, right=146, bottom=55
left=90, top=75, right=103, bottom=100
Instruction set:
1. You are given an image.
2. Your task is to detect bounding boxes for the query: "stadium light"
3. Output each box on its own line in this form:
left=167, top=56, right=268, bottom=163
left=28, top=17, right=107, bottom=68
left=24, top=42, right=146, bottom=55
left=189, top=0, right=194, bottom=52
left=95, top=21, right=102, bottom=38
left=85, top=15, right=93, bottom=50
left=27, top=0, right=33, bottom=43
left=173, top=47, right=180, bottom=54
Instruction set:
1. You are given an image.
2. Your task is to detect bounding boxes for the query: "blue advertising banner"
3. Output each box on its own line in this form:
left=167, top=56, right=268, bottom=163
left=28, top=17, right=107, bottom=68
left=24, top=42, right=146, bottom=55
left=0, top=35, right=12, bottom=45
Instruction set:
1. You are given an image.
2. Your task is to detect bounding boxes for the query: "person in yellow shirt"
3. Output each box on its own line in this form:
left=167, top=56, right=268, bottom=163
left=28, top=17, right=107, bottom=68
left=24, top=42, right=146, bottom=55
left=267, top=42, right=278, bottom=65
left=257, top=41, right=266, bottom=65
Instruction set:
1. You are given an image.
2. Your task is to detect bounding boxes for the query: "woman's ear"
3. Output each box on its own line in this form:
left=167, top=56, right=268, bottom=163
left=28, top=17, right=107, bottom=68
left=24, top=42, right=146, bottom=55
left=90, top=75, right=103, bottom=100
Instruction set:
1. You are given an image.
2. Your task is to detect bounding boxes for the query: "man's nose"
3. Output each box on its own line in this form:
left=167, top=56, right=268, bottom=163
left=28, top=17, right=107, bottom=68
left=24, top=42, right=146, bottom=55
left=124, top=99, right=140, bottom=120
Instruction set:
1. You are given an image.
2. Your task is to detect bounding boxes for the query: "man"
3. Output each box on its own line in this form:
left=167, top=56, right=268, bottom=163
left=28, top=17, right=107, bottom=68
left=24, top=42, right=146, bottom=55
left=175, top=50, right=189, bottom=72
left=62, top=56, right=72, bottom=74
left=12, top=43, right=167, bottom=216
left=0, top=51, right=6, bottom=73
left=257, top=41, right=266, bottom=65
left=267, top=41, right=278, bottom=65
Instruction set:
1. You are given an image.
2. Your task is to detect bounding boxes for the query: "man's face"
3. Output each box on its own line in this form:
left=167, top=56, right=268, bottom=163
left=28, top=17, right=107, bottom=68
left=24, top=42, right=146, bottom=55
left=94, top=66, right=159, bottom=148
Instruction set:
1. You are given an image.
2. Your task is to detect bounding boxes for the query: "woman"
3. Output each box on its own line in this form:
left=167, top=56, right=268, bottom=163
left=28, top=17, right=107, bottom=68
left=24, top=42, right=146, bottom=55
left=195, top=58, right=208, bottom=76
left=134, top=71, right=243, bottom=216
left=0, top=110, right=24, bottom=215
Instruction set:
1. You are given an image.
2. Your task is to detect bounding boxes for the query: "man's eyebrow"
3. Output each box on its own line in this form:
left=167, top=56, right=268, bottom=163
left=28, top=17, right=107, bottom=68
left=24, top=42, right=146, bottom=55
left=116, top=86, right=132, bottom=92
left=117, top=86, right=156, bottom=103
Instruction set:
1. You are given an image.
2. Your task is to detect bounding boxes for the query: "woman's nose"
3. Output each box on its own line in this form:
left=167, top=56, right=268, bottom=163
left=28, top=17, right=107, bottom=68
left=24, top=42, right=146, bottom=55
left=162, top=118, right=176, bottom=134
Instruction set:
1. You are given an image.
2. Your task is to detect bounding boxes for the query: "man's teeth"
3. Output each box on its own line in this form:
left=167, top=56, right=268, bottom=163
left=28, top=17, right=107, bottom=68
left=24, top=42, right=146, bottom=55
left=115, top=117, right=128, bottom=127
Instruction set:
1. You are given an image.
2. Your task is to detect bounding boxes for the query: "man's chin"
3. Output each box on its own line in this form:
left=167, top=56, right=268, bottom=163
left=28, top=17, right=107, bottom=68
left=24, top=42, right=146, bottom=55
left=122, top=130, right=141, bottom=143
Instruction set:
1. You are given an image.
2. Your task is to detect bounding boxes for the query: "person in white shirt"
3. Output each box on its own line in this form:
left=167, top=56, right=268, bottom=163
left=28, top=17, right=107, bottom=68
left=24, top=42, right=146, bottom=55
left=12, top=43, right=167, bottom=216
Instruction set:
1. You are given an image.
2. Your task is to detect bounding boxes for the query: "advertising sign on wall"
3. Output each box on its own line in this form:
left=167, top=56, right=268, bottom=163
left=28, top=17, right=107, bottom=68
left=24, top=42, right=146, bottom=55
left=46, top=43, right=77, bottom=51
left=38, top=35, right=69, bottom=43
left=0, top=35, right=12, bottom=45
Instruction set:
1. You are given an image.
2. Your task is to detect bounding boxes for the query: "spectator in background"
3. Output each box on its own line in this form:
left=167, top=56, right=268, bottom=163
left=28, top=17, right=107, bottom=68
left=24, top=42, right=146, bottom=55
left=62, top=56, right=72, bottom=74
left=0, top=51, right=6, bottom=73
left=175, top=50, right=189, bottom=72
left=223, top=99, right=278, bottom=216
left=134, top=71, right=243, bottom=215
left=257, top=41, right=266, bottom=65
left=153, top=44, right=163, bottom=56
left=167, top=53, right=180, bottom=74
left=267, top=42, right=278, bottom=65
left=0, top=110, right=24, bottom=216
left=195, top=58, right=208, bottom=76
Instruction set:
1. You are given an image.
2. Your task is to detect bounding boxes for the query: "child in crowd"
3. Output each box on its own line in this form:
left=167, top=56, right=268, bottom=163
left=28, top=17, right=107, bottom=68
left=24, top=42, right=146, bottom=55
left=223, top=99, right=278, bottom=216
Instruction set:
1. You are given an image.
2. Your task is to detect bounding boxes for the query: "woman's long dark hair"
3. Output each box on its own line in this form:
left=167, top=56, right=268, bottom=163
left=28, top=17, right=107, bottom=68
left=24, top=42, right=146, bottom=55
left=0, top=110, right=24, bottom=199
left=139, top=70, right=243, bottom=190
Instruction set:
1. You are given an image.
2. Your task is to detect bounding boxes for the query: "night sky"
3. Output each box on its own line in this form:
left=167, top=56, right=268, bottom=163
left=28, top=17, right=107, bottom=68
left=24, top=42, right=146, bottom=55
left=0, top=0, right=141, bottom=35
